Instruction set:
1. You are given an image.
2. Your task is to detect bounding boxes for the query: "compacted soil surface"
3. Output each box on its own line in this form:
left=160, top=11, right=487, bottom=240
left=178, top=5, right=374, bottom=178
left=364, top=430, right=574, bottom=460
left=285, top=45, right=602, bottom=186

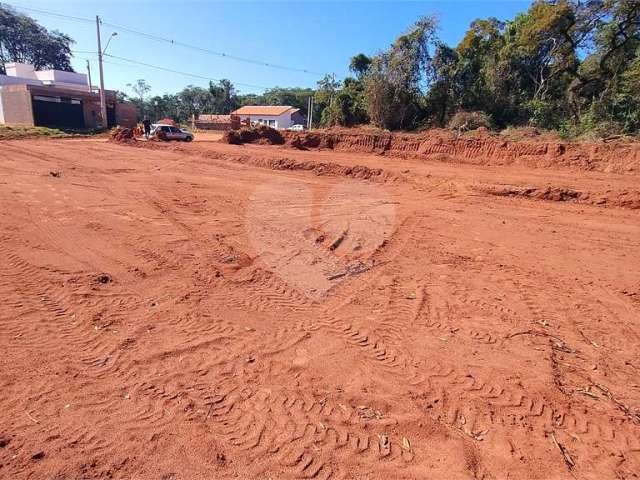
left=0, top=135, right=639, bottom=479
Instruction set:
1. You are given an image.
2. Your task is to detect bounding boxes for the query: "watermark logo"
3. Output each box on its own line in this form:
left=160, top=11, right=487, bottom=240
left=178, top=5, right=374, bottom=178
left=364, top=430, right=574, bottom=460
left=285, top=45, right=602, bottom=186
left=246, top=177, right=396, bottom=300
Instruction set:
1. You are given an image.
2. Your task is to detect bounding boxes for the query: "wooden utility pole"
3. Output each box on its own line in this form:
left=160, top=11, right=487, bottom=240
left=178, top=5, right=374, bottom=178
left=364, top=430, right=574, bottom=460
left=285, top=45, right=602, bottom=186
left=96, top=16, right=108, bottom=129
left=86, top=60, right=92, bottom=92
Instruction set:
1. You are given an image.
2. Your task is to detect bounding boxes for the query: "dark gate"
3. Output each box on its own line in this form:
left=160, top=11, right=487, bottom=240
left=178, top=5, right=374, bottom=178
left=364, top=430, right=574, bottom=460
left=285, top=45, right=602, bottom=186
left=32, top=96, right=85, bottom=129
left=107, top=105, right=116, bottom=128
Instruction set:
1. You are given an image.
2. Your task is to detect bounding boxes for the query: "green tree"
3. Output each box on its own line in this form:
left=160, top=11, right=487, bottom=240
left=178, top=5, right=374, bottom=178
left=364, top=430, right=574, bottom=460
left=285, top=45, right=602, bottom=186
left=209, top=79, right=239, bottom=114
left=0, top=4, right=74, bottom=74
left=320, top=77, right=369, bottom=127
left=365, top=16, right=440, bottom=129
left=177, top=85, right=215, bottom=119
left=349, top=53, right=372, bottom=77
left=127, top=79, right=151, bottom=103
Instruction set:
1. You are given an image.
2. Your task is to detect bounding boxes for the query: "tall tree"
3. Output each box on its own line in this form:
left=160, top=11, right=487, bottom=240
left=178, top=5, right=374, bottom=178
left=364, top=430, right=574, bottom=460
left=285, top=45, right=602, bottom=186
left=349, top=53, right=372, bottom=77
left=365, top=15, right=440, bottom=129
left=209, top=79, right=239, bottom=114
left=0, top=4, right=74, bottom=74
left=127, top=79, right=152, bottom=103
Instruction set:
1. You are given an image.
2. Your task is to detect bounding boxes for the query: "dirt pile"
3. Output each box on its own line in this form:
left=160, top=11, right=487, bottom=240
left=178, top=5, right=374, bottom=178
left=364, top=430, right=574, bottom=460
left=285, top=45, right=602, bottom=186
left=279, top=128, right=640, bottom=174
left=222, top=125, right=285, bottom=145
left=479, top=184, right=640, bottom=209
left=110, top=127, right=135, bottom=142
left=230, top=154, right=396, bottom=182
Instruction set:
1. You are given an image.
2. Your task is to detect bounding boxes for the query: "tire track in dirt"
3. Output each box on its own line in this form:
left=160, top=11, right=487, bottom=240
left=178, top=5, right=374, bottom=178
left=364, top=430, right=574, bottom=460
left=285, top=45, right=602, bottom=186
left=296, top=216, right=640, bottom=477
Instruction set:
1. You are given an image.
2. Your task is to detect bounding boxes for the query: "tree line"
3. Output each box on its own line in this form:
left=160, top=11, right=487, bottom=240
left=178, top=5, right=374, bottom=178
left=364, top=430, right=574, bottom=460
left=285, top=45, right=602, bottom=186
left=345, top=0, right=640, bottom=137
left=122, top=78, right=318, bottom=124
left=126, top=0, right=639, bottom=137
left=2, top=1, right=639, bottom=137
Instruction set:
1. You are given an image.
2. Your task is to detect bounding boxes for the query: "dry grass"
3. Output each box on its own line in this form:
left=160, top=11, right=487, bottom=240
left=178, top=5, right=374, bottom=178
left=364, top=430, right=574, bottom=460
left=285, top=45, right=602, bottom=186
left=0, top=124, right=72, bottom=140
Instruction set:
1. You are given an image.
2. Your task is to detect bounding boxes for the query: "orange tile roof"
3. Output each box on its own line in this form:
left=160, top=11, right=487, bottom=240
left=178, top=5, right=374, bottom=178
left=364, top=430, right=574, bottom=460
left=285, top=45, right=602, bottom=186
left=232, top=105, right=296, bottom=116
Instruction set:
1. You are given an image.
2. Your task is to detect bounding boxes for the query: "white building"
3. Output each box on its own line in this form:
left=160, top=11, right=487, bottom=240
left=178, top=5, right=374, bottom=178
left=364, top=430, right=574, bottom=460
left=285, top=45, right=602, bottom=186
left=231, top=105, right=304, bottom=130
left=0, top=62, right=91, bottom=90
left=0, top=62, right=136, bottom=128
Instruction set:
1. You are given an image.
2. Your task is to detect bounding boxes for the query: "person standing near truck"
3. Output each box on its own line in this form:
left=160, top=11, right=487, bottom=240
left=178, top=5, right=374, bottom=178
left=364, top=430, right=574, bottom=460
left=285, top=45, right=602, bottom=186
left=142, top=117, right=151, bottom=139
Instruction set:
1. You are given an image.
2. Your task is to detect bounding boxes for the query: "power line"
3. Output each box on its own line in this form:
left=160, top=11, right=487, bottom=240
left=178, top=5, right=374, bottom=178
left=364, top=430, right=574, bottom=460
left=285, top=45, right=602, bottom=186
left=100, top=20, right=324, bottom=76
left=103, top=53, right=269, bottom=91
left=72, top=49, right=269, bottom=91
left=5, top=2, right=324, bottom=77
left=2, top=3, right=93, bottom=24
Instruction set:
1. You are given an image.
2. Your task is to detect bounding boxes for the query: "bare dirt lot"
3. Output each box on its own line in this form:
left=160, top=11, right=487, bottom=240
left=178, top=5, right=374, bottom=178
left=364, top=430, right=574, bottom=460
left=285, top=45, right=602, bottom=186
left=1, top=134, right=639, bottom=479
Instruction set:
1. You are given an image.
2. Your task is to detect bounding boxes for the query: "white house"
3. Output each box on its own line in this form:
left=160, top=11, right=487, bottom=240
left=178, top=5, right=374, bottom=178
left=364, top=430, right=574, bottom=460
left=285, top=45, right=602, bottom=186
left=231, top=105, right=304, bottom=130
left=0, top=62, right=137, bottom=128
left=0, top=62, right=91, bottom=90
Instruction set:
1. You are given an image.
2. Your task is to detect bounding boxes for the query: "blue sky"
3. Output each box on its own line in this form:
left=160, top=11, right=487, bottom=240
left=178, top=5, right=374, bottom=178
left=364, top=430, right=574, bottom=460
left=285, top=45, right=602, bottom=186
left=6, top=1, right=532, bottom=97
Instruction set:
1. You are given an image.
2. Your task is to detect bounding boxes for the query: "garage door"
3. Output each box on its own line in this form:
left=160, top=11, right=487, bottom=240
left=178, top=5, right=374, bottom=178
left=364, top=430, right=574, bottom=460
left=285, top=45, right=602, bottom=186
left=32, top=96, right=85, bottom=129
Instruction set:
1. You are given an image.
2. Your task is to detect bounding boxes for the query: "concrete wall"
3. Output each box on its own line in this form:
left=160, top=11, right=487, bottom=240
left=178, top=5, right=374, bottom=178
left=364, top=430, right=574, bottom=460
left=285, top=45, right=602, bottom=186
left=35, top=69, right=87, bottom=87
left=5, top=63, right=37, bottom=79
left=82, top=98, right=101, bottom=129
left=0, top=74, right=42, bottom=87
left=0, top=86, right=34, bottom=125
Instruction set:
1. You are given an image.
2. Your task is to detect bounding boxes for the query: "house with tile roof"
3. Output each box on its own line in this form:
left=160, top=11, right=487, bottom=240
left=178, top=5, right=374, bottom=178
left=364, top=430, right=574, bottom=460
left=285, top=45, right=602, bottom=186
left=231, top=105, right=304, bottom=130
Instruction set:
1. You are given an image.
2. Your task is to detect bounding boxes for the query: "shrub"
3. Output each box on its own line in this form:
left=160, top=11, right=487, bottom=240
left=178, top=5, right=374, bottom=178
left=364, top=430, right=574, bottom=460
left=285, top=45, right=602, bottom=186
left=448, top=111, right=492, bottom=131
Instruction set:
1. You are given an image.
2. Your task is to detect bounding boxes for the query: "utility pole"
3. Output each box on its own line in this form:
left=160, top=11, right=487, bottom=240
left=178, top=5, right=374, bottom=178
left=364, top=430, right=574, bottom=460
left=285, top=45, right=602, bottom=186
left=307, top=96, right=311, bottom=129
left=86, top=60, right=92, bottom=93
left=309, top=96, right=314, bottom=129
left=96, top=15, right=108, bottom=129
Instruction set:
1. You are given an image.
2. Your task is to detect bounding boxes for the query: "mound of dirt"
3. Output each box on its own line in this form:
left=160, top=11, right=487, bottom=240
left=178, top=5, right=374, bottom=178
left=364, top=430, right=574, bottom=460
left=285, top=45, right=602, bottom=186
left=272, top=128, right=640, bottom=174
left=477, top=184, right=640, bottom=209
left=222, top=125, right=285, bottom=145
left=110, top=127, right=135, bottom=142
left=481, top=185, right=583, bottom=202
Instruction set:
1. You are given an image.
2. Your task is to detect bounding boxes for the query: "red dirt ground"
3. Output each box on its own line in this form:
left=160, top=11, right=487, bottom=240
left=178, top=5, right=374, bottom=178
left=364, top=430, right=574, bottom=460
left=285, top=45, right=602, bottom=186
left=1, top=133, right=639, bottom=480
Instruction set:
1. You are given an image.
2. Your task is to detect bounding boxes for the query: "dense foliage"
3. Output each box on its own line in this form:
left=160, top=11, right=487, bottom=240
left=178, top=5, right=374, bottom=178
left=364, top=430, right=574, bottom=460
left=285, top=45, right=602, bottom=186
left=336, top=0, right=639, bottom=136
left=0, top=4, right=74, bottom=74
left=112, top=1, right=640, bottom=137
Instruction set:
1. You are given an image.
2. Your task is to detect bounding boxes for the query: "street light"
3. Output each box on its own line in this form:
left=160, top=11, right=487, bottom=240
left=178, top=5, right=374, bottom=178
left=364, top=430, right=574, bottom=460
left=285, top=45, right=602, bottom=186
left=103, top=32, right=118, bottom=56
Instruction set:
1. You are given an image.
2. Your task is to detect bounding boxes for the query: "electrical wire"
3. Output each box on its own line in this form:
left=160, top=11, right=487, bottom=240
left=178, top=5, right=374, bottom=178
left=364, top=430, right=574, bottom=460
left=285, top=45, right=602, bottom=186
left=2, top=3, right=93, bottom=23
left=5, top=2, right=324, bottom=77
left=103, top=53, right=269, bottom=90
left=101, top=20, right=324, bottom=76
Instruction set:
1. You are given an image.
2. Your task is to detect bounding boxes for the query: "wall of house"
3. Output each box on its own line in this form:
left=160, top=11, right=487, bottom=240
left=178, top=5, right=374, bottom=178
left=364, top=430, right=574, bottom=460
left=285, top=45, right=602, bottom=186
left=35, top=69, right=88, bottom=87
left=115, top=102, right=138, bottom=128
left=237, top=112, right=295, bottom=129
left=82, top=98, right=101, bottom=129
left=0, top=87, right=34, bottom=125
left=0, top=74, right=42, bottom=87
left=291, top=111, right=305, bottom=126
left=5, top=63, right=38, bottom=79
